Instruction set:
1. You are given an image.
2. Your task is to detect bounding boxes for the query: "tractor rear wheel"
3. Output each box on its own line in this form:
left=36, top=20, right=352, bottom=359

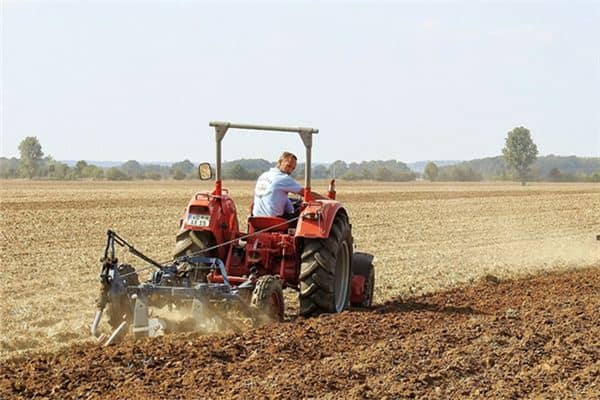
left=174, top=230, right=215, bottom=258
left=251, top=275, right=284, bottom=325
left=173, top=230, right=215, bottom=282
left=299, top=213, right=353, bottom=316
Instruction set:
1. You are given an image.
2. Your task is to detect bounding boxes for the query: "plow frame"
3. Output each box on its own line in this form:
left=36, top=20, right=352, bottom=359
left=92, top=231, right=258, bottom=344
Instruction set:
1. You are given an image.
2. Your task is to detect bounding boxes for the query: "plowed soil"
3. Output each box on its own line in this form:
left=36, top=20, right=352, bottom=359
left=2, top=267, right=599, bottom=399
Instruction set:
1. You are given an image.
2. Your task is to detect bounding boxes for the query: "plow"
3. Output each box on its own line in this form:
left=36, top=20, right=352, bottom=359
left=92, top=122, right=375, bottom=344
left=92, top=230, right=258, bottom=345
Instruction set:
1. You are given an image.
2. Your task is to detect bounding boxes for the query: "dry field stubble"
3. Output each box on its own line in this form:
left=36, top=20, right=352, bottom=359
left=1, top=180, right=599, bottom=360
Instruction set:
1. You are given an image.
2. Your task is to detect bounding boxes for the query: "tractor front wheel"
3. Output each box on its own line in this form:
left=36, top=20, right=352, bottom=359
left=251, top=275, right=284, bottom=325
left=299, top=213, right=353, bottom=316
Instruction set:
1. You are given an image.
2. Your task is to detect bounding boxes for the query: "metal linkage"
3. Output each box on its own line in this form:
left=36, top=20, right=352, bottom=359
left=176, top=256, right=231, bottom=287
left=158, top=216, right=301, bottom=265
left=103, top=229, right=164, bottom=269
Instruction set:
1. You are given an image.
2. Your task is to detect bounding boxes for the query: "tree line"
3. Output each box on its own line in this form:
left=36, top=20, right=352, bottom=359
left=0, top=137, right=418, bottom=182
left=423, top=127, right=599, bottom=184
left=3, top=129, right=599, bottom=183
left=425, top=155, right=600, bottom=183
left=223, top=158, right=417, bottom=182
left=0, top=137, right=200, bottom=181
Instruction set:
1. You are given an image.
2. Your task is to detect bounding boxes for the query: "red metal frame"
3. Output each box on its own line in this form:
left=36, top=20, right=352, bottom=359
left=178, top=188, right=347, bottom=289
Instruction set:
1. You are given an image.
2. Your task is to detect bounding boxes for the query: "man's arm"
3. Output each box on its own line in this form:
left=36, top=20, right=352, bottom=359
left=280, top=176, right=326, bottom=200
left=279, top=176, right=303, bottom=195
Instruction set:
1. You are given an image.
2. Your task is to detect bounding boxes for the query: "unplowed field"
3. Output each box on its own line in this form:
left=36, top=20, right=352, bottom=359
left=1, top=180, right=599, bottom=398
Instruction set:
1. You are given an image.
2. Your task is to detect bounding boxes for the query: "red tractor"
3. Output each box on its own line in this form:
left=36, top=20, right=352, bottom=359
left=174, top=122, right=374, bottom=319
left=93, top=122, right=373, bottom=343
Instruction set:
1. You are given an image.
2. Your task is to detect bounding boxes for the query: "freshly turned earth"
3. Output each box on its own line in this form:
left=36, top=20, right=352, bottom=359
left=2, top=267, right=598, bottom=399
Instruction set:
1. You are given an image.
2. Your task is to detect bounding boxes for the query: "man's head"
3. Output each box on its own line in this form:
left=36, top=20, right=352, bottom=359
left=277, top=151, right=297, bottom=175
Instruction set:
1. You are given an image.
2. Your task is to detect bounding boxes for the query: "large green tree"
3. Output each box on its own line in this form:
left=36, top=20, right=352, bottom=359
left=502, top=126, right=538, bottom=185
left=18, top=136, right=44, bottom=178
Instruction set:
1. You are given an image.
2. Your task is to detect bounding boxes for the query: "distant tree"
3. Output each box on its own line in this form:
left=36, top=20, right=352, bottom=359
left=75, top=160, right=88, bottom=177
left=393, top=171, right=417, bottom=182
left=548, top=167, right=562, bottom=182
left=18, top=136, right=44, bottom=178
left=47, top=161, right=72, bottom=180
left=144, top=172, right=162, bottom=181
left=81, top=165, right=104, bottom=179
left=171, top=160, right=195, bottom=176
left=329, top=160, right=349, bottom=177
left=144, top=164, right=171, bottom=180
left=340, top=171, right=362, bottom=180
left=172, top=168, right=186, bottom=180
left=424, top=162, right=439, bottom=181
left=502, top=126, right=538, bottom=186
left=360, top=168, right=373, bottom=180
left=121, top=160, right=144, bottom=179
left=0, top=157, right=20, bottom=178
left=438, top=165, right=483, bottom=182
left=312, top=164, right=329, bottom=179
left=106, top=167, right=130, bottom=181
left=374, top=166, right=392, bottom=181
left=230, top=164, right=250, bottom=180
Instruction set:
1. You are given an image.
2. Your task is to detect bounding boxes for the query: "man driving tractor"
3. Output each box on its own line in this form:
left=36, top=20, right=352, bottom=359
left=253, top=151, right=327, bottom=219
left=253, top=151, right=303, bottom=218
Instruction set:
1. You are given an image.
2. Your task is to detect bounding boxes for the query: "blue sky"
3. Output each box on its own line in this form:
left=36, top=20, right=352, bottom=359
left=1, top=1, right=599, bottom=163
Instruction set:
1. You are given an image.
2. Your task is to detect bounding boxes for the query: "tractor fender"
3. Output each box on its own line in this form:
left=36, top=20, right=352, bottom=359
left=295, top=200, right=347, bottom=239
left=181, top=191, right=239, bottom=233
left=178, top=190, right=239, bottom=260
left=180, top=191, right=212, bottom=232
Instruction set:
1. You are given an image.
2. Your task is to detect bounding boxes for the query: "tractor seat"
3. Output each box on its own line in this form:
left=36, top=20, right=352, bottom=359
left=248, top=216, right=291, bottom=233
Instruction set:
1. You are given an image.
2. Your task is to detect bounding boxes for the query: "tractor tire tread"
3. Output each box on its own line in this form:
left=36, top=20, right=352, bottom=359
left=251, top=275, right=284, bottom=323
left=299, top=212, right=352, bottom=317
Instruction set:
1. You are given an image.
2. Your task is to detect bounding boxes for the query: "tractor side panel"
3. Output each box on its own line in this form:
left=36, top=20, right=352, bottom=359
left=295, top=201, right=345, bottom=240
